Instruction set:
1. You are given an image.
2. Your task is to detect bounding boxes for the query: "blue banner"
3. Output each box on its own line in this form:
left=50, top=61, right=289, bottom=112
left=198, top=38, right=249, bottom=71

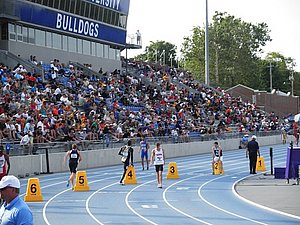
left=84, top=0, right=130, bottom=14
left=17, top=2, right=126, bottom=46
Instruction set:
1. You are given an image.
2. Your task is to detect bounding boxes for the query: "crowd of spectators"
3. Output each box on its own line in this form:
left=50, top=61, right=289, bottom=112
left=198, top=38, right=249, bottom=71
left=0, top=56, right=289, bottom=148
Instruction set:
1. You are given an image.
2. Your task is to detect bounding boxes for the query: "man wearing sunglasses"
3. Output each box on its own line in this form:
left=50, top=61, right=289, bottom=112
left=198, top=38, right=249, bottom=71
left=0, top=175, right=33, bottom=224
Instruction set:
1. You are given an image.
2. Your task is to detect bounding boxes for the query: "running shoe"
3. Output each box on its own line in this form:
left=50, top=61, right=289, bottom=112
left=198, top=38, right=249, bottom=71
left=67, top=180, right=70, bottom=187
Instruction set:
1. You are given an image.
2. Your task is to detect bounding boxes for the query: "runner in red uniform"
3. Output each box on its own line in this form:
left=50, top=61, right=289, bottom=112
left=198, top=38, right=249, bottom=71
left=0, top=146, right=10, bottom=180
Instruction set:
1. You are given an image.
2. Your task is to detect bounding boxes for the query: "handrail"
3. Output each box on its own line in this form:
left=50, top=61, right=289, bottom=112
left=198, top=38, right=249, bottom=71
left=69, top=61, right=103, bottom=79
left=3, top=130, right=281, bottom=156
left=0, top=50, right=41, bottom=74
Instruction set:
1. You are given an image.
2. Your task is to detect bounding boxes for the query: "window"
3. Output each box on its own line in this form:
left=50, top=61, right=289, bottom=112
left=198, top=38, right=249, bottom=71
left=8, top=23, right=15, bottom=33
left=96, top=7, right=103, bottom=22
left=119, top=15, right=127, bottom=28
left=75, top=0, right=81, bottom=15
left=46, top=31, right=52, bottom=47
left=103, top=9, right=110, bottom=23
left=62, top=35, right=68, bottom=51
left=77, top=39, right=82, bottom=54
left=91, top=42, right=96, bottom=56
left=1, top=23, right=8, bottom=40
left=68, top=37, right=76, bottom=52
left=53, top=0, right=59, bottom=9
left=80, top=2, right=86, bottom=17
left=90, top=4, right=96, bottom=20
left=28, top=28, right=35, bottom=44
left=116, top=49, right=120, bottom=60
left=47, top=0, right=54, bottom=8
left=16, top=25, right=22, bottom=42
left=52, top=33, right=61, bottom=49
left=83, top=39, right=90, bottom=55
left=36, top=30, right=45, bottom=46
left=8, top=23, right=16, bottom=40
left=96, top=43, right=103, bottom=57
left=111, top=12, right=116, bottom=26
left=103, top=45, right=109, bottom=58
left=109, top=48, right=116, bottom=60
left=22, top=27, right=28, bottom=43
left=85, top=2, right=91, bottom=18
left=69, top=0, right=76, bottom=14
left=61, top=0, right=68, bottom=12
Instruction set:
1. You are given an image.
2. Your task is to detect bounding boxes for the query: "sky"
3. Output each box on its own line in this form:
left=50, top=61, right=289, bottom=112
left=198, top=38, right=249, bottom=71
left=123, top=0, right=300, bottom=71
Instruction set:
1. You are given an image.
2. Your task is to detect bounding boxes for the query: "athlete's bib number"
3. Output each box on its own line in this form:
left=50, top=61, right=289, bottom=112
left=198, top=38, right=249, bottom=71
left=71, top=153, right=77, bottom=159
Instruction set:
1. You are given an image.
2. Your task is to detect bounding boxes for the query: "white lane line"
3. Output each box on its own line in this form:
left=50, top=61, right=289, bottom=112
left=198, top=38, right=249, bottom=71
left=43, top=175, right=120, bottom=225
left=123, top=149, right=281, bottom=225
left=196, top=160, right=290, bottom=225
left=232, top=176, right=300, bottom=221
left=197, top=173, right=268, bottom=225
left=125, top=180, right=158, bottom=225
left=42, top=188, right=70, bottom=225
left=122, top=154, right=250, bottom=225
left=86, top=182, right=118, bottom=225
left=41, top=146, right=287, bottom=225
left=86, top=173, right=155, bottom=225
left=163, top=174, right=213, bottom=225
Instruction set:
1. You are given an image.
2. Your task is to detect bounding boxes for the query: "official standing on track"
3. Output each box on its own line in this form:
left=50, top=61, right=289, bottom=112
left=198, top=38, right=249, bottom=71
left=211, top=141, right=223, bottom=174
left=150, top=143, right=165, bottom=188
left=64, top=144, right=82, bottom=188
left=246, top=135, right=260, bottom=174
left=119, top=139, right=134, bottom=185
left=0, top=175, right=33, bottom=225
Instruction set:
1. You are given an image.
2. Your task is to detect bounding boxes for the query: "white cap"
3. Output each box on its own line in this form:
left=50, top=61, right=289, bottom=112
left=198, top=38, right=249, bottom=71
left=251, top=135, right=257, bottom=140
left=0, top=175, right=20, bottom=189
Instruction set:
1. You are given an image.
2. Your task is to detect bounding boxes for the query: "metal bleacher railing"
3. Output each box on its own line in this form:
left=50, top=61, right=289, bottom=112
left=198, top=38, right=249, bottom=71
left=1, top=130, right=281, bottom=157
left=0, top=50, right=42, bottom=75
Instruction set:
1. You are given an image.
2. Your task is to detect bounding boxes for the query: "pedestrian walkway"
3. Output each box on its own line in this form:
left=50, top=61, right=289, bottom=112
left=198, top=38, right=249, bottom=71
left=235, top=173, right=300, bottom=218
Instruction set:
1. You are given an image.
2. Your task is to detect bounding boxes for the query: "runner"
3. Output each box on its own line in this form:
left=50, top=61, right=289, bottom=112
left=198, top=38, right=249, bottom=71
left=150, top=142, right=165, bottom=188
left=64, top=144, right=82, bottom=189
left=212, top=141, right=223, bottom=175
left=119, top=139, right=134, bottom=185
left=139, top=136, right=149, bottom=170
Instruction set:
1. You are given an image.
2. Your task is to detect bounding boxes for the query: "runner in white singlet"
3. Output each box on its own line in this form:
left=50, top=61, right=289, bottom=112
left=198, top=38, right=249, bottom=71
left=150, top=143, right=165, bottom=188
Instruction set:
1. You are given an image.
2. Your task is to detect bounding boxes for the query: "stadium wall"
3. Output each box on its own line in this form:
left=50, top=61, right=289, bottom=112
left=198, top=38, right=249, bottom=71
left=9, top=135, right=286, bottom=177
left=7, top=41, right=121, bottom=72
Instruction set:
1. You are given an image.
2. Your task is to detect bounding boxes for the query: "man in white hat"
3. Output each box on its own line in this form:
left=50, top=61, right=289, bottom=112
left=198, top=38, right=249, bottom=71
left=246, top=135, right=260, bottom=174
left=0, top=175, right=33, bottom=224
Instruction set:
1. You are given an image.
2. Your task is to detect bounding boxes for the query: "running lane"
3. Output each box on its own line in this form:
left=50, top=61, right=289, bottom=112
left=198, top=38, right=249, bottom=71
left=21, top=144, right=299, bottom=225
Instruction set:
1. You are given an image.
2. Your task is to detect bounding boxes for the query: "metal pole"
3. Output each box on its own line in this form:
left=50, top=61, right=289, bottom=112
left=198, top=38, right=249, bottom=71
left=269, top=62, right=273, bottom=92
left=45, top=148, right=51, bottom=174
left=205, top=0, right=209, bottom=85
left=270, top=147, right=273, bottom=175
left=291, top=71, right=294, bottom=96
left=125, top=46, right=128, bottom=75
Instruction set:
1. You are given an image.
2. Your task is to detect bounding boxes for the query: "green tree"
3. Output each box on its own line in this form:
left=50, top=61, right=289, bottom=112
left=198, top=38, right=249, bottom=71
left=181, top=27, right=205, bottom=81
left=181, top=11, right=271, bottom=89
left=135, top=41, right=177, bottom=67
left=261, top=52, right=294, bottom=92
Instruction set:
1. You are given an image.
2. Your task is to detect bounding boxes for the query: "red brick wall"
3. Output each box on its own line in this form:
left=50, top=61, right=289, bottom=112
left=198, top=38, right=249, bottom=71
left=226, top=85, right=299, bottom=117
